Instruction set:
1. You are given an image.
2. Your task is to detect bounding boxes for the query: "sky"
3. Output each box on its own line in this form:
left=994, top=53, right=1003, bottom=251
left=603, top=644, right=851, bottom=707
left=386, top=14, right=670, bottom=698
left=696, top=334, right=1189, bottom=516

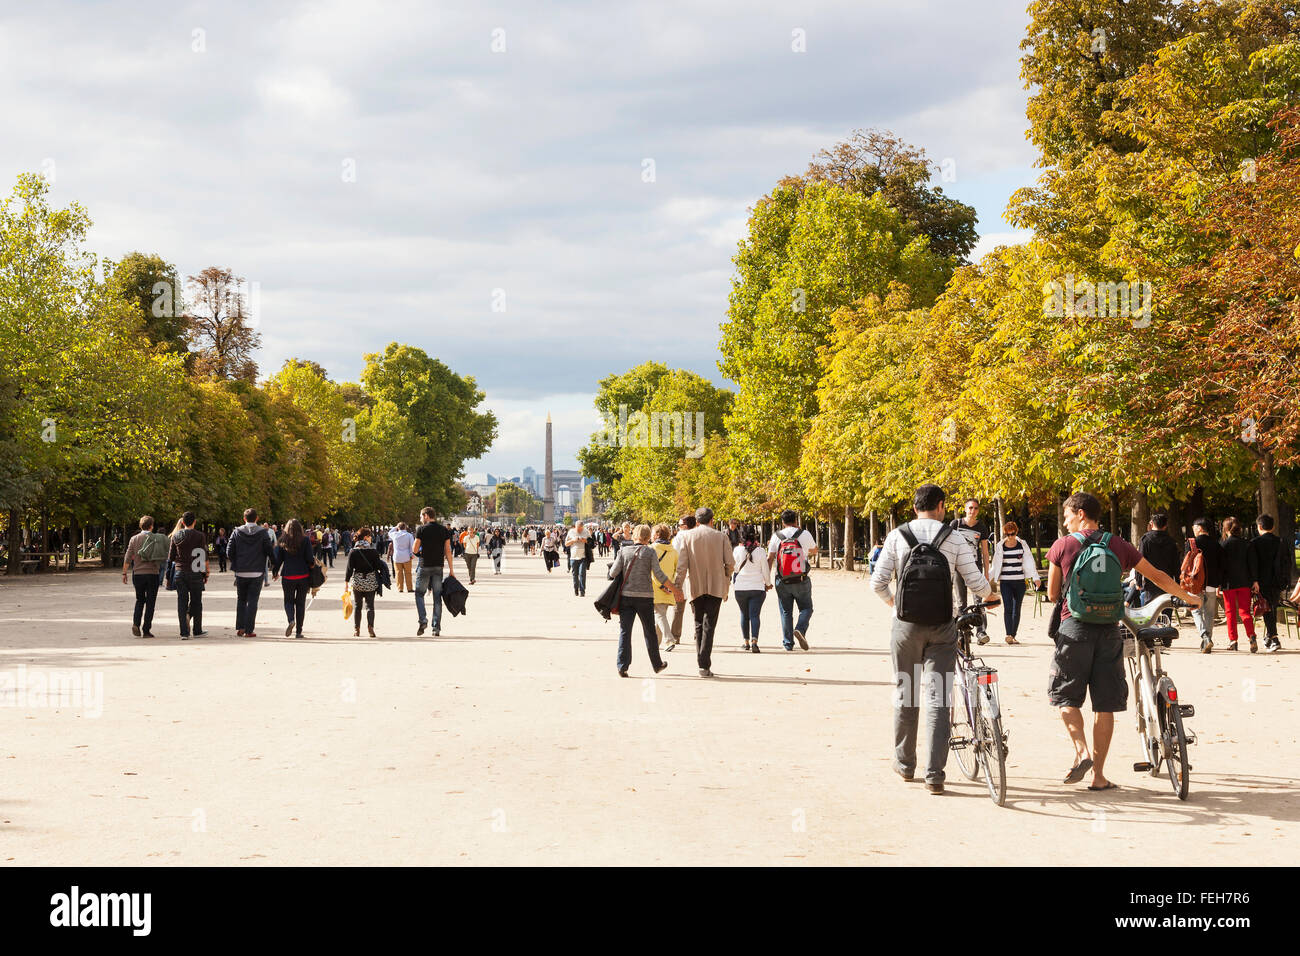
left=1, top=0, right=1038, bottom=475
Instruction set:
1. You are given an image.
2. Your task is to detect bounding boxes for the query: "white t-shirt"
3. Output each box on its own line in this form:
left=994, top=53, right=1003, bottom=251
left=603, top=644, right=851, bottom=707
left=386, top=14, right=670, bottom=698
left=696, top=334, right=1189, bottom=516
left=732, top=545, right=769, bottom=590
left=767, top=528, right=817, bottom=579
left=390, top=529, right=415, bottom=562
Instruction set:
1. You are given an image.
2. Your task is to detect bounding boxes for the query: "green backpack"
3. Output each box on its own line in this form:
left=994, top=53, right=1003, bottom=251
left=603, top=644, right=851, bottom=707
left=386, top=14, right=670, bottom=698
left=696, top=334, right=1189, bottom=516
left=138, top=532, right=171, bottom=564
left=1066, top=531, right=1126, bottom=624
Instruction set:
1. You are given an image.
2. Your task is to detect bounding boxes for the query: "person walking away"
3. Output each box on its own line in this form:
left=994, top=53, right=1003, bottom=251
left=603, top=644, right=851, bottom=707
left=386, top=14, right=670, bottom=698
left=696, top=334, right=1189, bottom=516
left=346, top=527, right=384, bottom=637
left=767, top=510, right=818, bottom=650
left=389, top=522, right=415, bottom=592
left=272, top=519, right=317, bottom=638
left=1219, top=517, right=1258, bottom=652
left=168, top=512, right=210, bottom=640
left=214, top=527, right=228, bottom=573
left=607, top=524, right=683, bottom=677
left=412, top=507, right=455, bottom=637
left=541, top=530, right=558, bottom=572
left=669, top=515, right=695, bottom=645
left=1137, top=513, right=1182, bottom=605
left=123, top=515, right=168, bottom=638
left=988, top=521, right=1041, bottom=644
left=566, top=521, right=591, bottom=596
left=1186, top=518, right=1220, bottom=653
left=870, top=484, right=994, bottom=794
left=463, top=527, right=481, bottom=584
left=949, top=498, right=992, bottom=644
left=733, top=525, right=771, bottom=653
left=1045, top=492, right=1200, bottom=791
left=1248, top=515, right=1289, bottom=652
left=672, top=507, right=734, bottom=678
left=228, top=508, right=275, bottom=637
left=650, top=524, right=679, bottom=650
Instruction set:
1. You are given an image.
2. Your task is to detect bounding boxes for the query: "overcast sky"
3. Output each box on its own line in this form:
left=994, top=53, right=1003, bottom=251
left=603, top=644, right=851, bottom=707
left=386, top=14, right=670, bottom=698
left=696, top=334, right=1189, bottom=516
left=1, top=0, right=1037, bottom=475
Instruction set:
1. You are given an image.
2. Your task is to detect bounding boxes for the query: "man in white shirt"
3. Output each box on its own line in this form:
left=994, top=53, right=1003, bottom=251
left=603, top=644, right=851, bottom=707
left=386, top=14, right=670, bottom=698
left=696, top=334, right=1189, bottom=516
left=566, top=521, right=591, bottom=596
left=388, top=521, right=415, bottom=592
left=870, top=484, right=995, bottom=794
left=767, top=510, right=819, bottom=650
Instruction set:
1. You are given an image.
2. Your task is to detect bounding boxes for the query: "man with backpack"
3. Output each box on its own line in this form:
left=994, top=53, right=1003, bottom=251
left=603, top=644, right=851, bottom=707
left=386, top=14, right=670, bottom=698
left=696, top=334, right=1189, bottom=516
left=767, top=510, right=818, bottom=651
left=871, top=484, right=995, bottom=794
left=1189, top=518, right=1222, bottom=653
left=1046, top=493, right=1199, bottom=791
left=227, top=507, right=275, bottom=637
left=123, top=515, right=170, bottom=638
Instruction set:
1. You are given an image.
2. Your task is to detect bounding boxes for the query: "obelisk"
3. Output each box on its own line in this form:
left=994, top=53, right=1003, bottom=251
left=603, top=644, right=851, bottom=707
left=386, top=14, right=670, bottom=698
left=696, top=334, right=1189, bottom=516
left=543, top=412, right=555, bottom=523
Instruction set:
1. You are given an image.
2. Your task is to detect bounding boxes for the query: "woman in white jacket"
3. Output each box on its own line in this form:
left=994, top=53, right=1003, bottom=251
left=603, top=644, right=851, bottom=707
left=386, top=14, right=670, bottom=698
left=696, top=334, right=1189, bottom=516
left=988, top=521, right=1041, bottom=644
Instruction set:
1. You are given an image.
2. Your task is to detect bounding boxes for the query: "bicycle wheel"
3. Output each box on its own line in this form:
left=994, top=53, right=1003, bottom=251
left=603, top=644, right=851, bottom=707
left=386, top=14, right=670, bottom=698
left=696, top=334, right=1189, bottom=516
left=1138, top=653, right=1162, bottom=775
left=1163, top=698, right=1190, bottom=800
left=976, top=712, right=1007, bottom=806
left=950, top=680, right=980, bottom=781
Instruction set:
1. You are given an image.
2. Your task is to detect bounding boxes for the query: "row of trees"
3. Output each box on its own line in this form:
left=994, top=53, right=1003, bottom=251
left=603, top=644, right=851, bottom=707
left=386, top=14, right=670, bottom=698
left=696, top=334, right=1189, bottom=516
left=582, top=0, right=1300, bottom=559
left=0, top=174, right=496, bottom=572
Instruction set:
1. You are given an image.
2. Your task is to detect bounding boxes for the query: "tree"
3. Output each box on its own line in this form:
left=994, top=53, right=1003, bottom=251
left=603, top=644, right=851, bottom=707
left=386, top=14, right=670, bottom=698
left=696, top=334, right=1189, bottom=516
left=184, top=266, right=261, bottom=381
left=106, top=251, right=189, bottom=352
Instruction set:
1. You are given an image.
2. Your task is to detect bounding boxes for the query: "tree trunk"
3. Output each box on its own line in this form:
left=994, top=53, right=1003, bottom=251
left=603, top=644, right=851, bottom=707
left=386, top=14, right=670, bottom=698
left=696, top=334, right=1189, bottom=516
left=68, top=515, right=79, bottom=570
left=6, top=509, right=20, bottom=576
left=828, top=515, right=837, bottom=571
left=102, top=516, right=113, bottom=568
left=40, top=507, right=49, bottom=573
left=869, top=510, right=878, bottom=550
left=1257, top=448, right=1280, bottom=523
left=1130, top=489, right=1149, bottom=543
left=1057, top=490, right=1068, bottom=538
left=1108, top=492, right=1120, bottom=537
left=844, top=505, right=855, bottom=572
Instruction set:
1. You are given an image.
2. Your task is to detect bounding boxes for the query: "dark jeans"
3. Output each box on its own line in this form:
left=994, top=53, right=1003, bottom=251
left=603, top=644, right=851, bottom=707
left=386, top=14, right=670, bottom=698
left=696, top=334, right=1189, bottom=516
left=353, top=589, right=376, bottom=629
left=132, top=572, right=159, bottom=633
left=175, top=575, right=204, bottom=636
left=572, top=557, right=588, bottom=594
left=692, top=594, right=723, bottom=670
left=234, top=576, right=264, bottom=633
left=775, top=577, right=813, bottom=649
left=735, top=589, right=766, bottom=643
left=617, top=596, right=664, bottom=673
left=999, top=579, right=1027, bottom=637
left=1259, top=586, right=1280, bottom=639
left=216, top=551, right=227, bottom=572
left=282, top=577, right=310, bottom=633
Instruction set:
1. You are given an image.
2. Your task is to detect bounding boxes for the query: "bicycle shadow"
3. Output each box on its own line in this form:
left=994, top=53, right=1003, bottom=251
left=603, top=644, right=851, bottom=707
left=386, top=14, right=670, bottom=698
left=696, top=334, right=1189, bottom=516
left=991, top=771, right=1300, bottom=825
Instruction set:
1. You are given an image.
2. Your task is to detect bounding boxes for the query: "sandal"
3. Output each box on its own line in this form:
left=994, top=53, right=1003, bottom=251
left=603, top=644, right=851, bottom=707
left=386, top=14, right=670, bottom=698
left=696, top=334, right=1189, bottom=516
left=1005, top=636, right=1019, bottom=645
left=1064, top=757, right=1093, bottom=784
left=1087, top=782, right=1119, bottom=792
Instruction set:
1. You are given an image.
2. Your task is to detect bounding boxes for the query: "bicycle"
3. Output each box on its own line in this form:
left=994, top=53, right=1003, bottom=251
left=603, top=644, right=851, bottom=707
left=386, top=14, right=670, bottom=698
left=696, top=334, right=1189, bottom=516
left=949, top=600, right=1008, bottom=806
left=1120, top=593, right=1197, bottom=800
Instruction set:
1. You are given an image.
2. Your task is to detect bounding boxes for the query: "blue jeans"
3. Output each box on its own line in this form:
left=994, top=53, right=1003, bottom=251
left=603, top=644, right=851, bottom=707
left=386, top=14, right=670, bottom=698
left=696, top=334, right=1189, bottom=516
left=735, top=588, right=766, bottom=643
left=571, top=558, right=587, bottom=594
left=414, top=563, right=444, bottom=630
left=234, top=576, right=264, bottom=632
left=775, top=577, right=813, bottom=648
left=999, top=579, right=1027, bottom=637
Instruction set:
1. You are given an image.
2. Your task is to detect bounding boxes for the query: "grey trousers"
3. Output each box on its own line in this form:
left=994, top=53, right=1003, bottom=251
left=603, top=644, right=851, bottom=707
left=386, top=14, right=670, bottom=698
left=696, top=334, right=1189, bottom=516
left=889, top=616, right=958, bottom=784
left=1191, top=587, right=1217, bottom=643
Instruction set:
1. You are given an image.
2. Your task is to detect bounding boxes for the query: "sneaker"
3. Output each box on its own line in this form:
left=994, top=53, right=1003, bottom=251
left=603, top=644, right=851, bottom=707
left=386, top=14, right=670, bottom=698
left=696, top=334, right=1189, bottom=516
left=618, top=669, right=629, bottom=678
left=742, top=640, right=750, bottom=651
left=193, top=630, right=208, bottom=638
left=1249, top=637, right=1258, bottom=654
left=976, top=630, right=990, bottom=646
left=926, top=782, right=944, bottom=795
left=1226, top=641, right=1239, bottom=652
left=236, top=629, right=245, bottom=637
left=1200, top=638, right=1213, bottom=654
left=654, top=661, right=669, bottom=674
left=181, top=634, right=191, bottom=641
left=784, top=644, right=795, bottom=652
left=1266, top=638, right=1281, bottom=652
left=664, top=641, right=676, bottom=652
left=750, top=643, right=760, bottom=653
left=794, top=629, right=809, bottom=650
left=417, top=622, right=427, bottom=637
left=131, top=625, right=141, bottom=637
left=141, top=632, right=155, bottom=639
left=432, top=628, right=440, bottom=637
left=698, top=668, right=713, bottom=678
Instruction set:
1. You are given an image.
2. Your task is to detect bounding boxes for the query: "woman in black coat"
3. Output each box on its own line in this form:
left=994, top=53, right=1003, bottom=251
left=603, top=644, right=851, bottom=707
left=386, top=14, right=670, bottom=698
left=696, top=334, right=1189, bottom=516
left=272, top=518, right=318, bottom=638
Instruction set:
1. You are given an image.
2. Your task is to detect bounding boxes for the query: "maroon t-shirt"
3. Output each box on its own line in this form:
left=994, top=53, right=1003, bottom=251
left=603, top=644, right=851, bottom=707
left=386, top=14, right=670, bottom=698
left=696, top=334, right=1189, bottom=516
left=1047, top=530, right=1142, bottom=623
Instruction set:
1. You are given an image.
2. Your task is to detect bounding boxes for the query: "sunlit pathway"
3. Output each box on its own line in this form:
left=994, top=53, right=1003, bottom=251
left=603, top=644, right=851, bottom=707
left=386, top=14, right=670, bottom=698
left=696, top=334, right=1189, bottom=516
left=1, top=543, right=1296, bottom=865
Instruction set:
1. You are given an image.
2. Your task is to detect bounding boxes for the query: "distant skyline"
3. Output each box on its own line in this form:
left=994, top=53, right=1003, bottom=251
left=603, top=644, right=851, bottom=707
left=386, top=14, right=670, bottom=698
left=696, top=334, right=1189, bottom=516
left=2, top=1, right=1038, bottom=476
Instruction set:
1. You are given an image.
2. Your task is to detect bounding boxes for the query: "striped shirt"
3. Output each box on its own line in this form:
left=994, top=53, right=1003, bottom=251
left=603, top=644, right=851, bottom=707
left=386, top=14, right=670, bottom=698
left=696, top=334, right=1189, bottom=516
left=1000, top=542, right=1025, bottom=576
left=870, top=518, right=993, bottom=618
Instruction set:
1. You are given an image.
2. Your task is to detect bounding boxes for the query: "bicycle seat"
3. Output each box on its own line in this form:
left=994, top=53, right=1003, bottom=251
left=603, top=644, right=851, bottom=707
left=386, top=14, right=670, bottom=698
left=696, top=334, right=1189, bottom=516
left=1125, top=593, right=1175, bottom=628
left=1137, top=625, right=1177, bottom=646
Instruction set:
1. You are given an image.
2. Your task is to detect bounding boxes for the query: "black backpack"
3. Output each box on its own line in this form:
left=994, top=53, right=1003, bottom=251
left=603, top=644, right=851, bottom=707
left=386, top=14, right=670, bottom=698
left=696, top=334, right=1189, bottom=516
left=895, top=523, right=954, bottom=626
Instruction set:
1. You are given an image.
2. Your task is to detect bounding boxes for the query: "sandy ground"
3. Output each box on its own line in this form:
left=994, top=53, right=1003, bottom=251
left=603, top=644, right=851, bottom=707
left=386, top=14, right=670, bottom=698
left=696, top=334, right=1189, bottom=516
left=0, top=542, right=1296, bottom=866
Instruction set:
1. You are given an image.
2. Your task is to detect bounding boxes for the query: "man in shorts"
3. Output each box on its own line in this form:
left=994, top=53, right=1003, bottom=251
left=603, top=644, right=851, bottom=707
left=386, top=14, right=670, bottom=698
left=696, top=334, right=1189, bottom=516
left=1046, top=492, right=1199, bottom=791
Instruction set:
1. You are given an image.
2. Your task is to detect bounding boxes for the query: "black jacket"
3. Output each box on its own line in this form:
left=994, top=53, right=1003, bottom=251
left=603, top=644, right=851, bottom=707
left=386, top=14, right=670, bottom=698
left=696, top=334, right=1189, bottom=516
left=1248, top=533, right=1290, bottom=592
left=1138, top=530, right=1181, bottom=593
left=1194, top=533, right=1223, bottom=589
left=227, top=523, right=274, bottom=575
left=272, top=538, right=316, bottom=578
left=1220, top=536, right=1252, bottom=591
left=442, top=574, right=469, bottom=616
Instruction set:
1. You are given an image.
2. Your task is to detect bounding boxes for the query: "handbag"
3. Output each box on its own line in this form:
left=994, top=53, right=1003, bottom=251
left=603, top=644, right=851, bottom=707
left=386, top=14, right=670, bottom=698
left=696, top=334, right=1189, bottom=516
left=594, top=548, right=635, bottom=620
left=309, top=562, right=326, bottom=590
left=164, top=561, right=177, bottom=591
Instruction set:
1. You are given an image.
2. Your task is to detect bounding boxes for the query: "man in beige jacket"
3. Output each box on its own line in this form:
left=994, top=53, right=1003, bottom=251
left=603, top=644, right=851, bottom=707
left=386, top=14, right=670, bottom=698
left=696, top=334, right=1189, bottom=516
left=673, top=506, right=735, bottom=677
